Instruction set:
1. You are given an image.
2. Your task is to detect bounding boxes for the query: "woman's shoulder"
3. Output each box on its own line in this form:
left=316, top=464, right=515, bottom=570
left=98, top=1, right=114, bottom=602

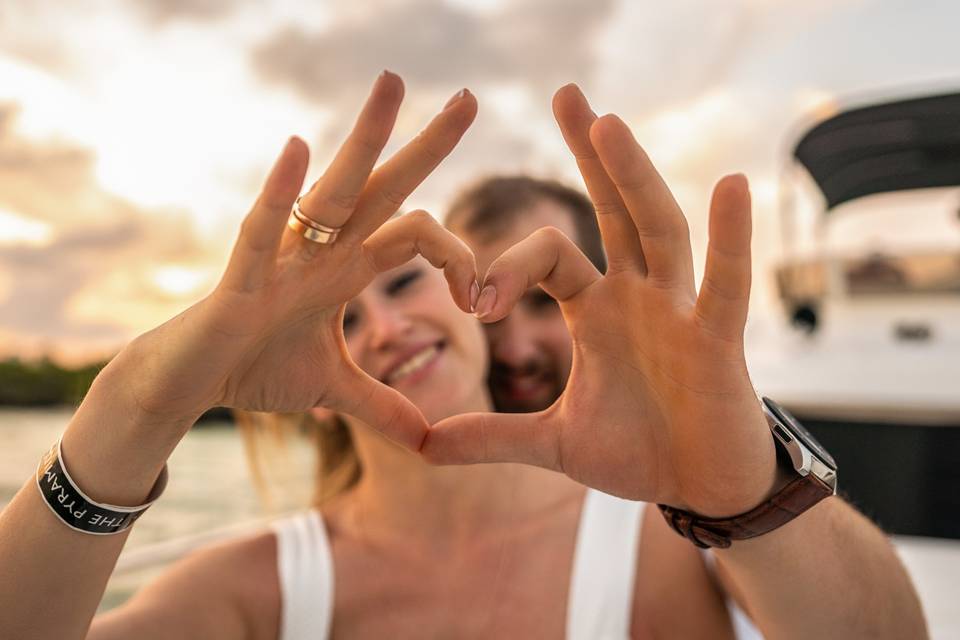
left=91, top=527, right=282, bottom=640
left=165, top=527, right=283, bottom=629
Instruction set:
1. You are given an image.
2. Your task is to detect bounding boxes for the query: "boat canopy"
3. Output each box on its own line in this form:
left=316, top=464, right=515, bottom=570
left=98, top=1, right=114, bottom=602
left=793, top=91, right=960, bottom=210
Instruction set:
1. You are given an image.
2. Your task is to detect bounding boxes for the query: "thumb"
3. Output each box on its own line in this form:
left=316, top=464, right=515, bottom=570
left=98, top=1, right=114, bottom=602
left=323, top=369, right=429, bottom=452
left=421, top=410, right=560, bottom=471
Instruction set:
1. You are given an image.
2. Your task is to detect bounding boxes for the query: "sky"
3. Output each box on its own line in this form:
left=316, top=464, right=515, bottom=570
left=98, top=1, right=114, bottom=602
left=1, top=0, right=959, bottom=363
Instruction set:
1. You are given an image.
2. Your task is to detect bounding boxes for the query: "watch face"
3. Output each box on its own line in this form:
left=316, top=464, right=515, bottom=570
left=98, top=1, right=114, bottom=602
left=762, top=397, right=837, bottom=470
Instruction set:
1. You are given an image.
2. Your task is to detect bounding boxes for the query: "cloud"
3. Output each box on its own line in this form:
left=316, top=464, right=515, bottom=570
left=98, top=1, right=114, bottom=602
left=0, top=103, right=138, bottom=227
left=0, top=212, right=213, bottom=355
left=0, top=1, right=92, bottom=75
left=247, top=0, right=617, bottom=217
left=0, top=103, right=213, bottom=355
left=132, top=0, right=248, bottom=24
left=0, top=222, right=140, bottom=341
left=251, top=0, right=616, bottom=104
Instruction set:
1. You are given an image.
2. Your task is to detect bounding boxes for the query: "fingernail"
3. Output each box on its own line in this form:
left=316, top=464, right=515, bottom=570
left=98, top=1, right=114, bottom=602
left=444, top=88, right=469, bottom=110
left=474, top=285, right=497, bottom=319
left=469, top=280, right=480, bottom=312
left=377, top=69, right=398, bottom=85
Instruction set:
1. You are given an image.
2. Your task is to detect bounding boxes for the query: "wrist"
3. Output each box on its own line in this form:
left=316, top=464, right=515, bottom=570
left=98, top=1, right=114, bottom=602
left=60, top=362, right=197, bottom=507
left=659, top=397, right=837, bottom=548
left=96, top=350, right=207, bottom=432
left=103, top=310, right=219, bottom=424
left=672, top=415, right=780, bottom=519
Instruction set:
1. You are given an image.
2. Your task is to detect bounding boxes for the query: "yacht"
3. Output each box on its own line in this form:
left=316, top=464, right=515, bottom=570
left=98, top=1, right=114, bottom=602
left=747, top=89, right=960, bottom=541
left=743, top=90, right=960, bottom=635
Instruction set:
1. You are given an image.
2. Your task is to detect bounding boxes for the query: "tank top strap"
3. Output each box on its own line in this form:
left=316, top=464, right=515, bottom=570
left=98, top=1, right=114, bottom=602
left=566, top=489, right=645, bottom=639
left=271, top=510, right=334, bottom=640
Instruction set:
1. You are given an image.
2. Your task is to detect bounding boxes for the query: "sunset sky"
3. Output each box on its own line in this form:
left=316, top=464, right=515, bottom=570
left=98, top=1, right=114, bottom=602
left=1, top=0, right=959, bottom=363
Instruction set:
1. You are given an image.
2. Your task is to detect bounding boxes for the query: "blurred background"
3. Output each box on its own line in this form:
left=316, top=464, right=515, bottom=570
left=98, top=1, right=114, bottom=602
left=1, top=0, right=958, bottom=635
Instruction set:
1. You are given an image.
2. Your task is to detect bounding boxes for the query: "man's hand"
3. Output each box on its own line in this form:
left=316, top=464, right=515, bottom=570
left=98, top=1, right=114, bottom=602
left=423, top=84, right=776, bottom=518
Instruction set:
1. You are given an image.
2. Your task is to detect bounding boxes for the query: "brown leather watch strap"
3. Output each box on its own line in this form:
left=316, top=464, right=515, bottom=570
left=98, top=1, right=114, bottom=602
left=658, top=473, right=834, bottom=549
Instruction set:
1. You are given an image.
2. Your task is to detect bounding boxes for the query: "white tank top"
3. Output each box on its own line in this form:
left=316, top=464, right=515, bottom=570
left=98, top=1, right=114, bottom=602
left=271, top=489, right=761, bottom=639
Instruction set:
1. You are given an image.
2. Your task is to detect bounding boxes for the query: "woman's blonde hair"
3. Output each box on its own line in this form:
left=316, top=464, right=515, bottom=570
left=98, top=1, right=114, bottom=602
left=234, top=409, right=361, bottom=509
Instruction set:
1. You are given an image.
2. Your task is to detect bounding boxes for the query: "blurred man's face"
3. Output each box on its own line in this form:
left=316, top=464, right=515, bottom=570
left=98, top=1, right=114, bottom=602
left=455, top=200, right=580, bottom=413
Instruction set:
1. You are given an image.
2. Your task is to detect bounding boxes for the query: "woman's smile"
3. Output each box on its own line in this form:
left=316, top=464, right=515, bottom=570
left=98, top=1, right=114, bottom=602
left=382, top=340, right=446, bottom=387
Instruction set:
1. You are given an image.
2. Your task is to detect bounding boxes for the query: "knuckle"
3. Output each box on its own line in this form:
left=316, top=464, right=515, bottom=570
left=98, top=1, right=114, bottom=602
left=323, top=190, right=361, bottom=213
left=238, top=217, right=268, bottom=253
left=531, top=225, right=570, bottom=245
left=592, top=201, right=625, bottom=217
left=405, top=209, right=436, bottom=227
left=377, top=185, right=409, bottom=209
left=701, top=276, right=745, bottom=302
left=604, top=254, right=635, bottom=274
left=360, top=241, right=384, bottom=273
left=414, top=130, right=449, bottom=164
left=613, top=175, right=650, bottom=197
left=238, top=216, right=254, bottom=240
left=353, top=131, right=385, bottom=155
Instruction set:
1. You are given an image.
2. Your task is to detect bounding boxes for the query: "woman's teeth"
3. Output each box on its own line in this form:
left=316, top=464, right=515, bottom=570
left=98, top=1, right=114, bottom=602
left=386, top=345, right=441, bottom=384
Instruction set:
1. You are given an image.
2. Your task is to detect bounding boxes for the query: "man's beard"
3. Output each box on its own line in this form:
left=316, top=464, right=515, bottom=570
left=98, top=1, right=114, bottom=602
left=488, top=362, right=566, bottom=414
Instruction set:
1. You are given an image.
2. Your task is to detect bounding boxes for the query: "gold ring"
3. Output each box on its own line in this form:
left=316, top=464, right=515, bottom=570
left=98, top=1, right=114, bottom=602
left=287, top=197, right=342, bottom=244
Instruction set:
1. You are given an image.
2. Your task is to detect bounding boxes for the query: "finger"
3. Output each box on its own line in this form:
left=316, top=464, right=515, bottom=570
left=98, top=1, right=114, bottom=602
left=420, top=411, right=561, bottom=470
left=295, top=71, right=405, bottom=233
left=222, top=136, right=309, bottom=291
left=324, top=366, right=428, bottom=452
left=695, top=174, right=752, bottom=341
left=361, top=210, right=479, bottom=313
left=589, top=114, right=695, bottom=291
left=473, top=226, right=600, bottom=322
left=342, top=88, right=478, bottom=243
left=552, top=84, right=645, bottom=273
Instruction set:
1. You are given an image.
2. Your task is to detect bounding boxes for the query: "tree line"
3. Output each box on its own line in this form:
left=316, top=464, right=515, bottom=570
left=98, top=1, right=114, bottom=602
left=0, top=356, right=231, bottom=422
left=0, top=357, right=106, bottom=407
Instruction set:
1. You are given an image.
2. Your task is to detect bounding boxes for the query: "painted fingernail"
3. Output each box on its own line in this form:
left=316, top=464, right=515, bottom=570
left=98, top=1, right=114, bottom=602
left=469, top=280, right=480, bottom=312
left=444, top=88, right=469, bottom=110
left=474, top=285, right=497, bottom=319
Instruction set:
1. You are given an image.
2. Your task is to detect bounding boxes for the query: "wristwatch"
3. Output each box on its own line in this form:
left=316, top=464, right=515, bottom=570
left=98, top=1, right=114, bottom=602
left=659, top=397, right=838, bottom=549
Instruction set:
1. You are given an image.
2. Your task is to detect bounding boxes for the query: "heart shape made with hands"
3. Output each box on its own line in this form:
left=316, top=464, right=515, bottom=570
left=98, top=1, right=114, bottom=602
left=188, top=75, right=776, bottom=518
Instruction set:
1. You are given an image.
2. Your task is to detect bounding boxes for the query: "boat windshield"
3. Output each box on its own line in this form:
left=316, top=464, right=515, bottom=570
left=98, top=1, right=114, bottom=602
left=777, top=250, right=960, bottom=301
left=845, top=250, right=960, bottom=296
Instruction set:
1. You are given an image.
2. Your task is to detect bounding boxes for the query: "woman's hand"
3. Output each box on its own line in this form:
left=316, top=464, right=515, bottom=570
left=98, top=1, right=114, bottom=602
left=423, top=84, right=776, bottom=517
left=111, top=73, right=479, bottom=450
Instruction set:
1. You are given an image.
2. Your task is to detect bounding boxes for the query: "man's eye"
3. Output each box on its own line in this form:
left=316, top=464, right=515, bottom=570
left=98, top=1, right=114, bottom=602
left=343, top=311, right=358, bottom=333
left=386, top=270, right=422, bottom=295
left=528, top=290, right=558, bottom=311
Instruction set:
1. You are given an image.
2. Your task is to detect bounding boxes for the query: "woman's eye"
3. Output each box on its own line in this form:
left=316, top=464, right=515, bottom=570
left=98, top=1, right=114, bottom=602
left=386, top=270, right=422, bottom=295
